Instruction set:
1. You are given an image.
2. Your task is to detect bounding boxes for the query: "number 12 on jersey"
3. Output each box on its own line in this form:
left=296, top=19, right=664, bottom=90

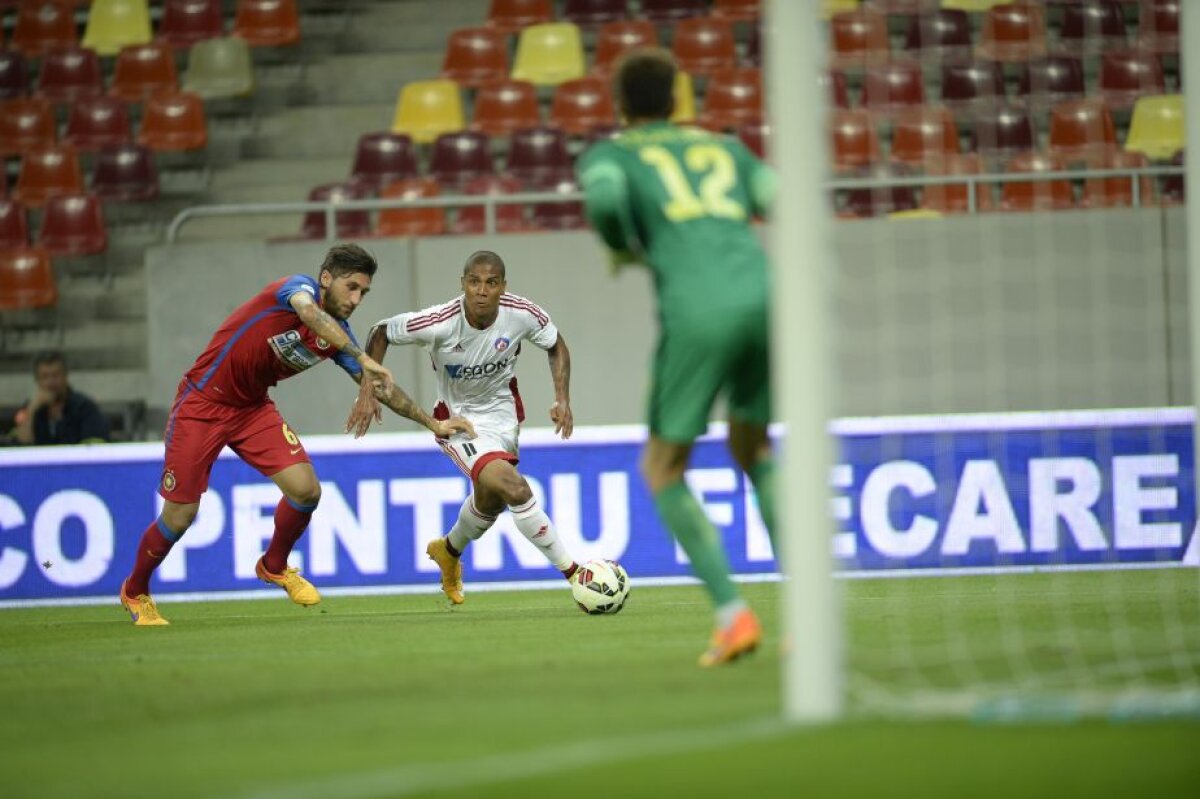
left=639, top=144, right=746, bottom=222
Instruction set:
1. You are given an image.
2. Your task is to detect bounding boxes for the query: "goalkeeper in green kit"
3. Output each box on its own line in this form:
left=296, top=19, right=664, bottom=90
left=577, top=48, right=778, bottom=667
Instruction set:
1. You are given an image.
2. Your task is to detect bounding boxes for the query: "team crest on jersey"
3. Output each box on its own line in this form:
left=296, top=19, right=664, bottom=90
left=494, top=337, right=510, bottom=352
left=161, top=469, right=176, bottom=492
left=315, top=337, right=329, bottom=350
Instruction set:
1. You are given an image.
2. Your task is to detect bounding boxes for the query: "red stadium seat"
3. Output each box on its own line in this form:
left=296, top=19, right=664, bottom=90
left=737, top=120, right=770, bottom=160
left=158, top=0, right=225, bottom=50
left=233, top=0, right=301, bottom=48
left=840, top=170, right=918, bottom=219
left=672, top=17, right=736, bottom=77
left=299, top=181, right=371, bottom=239
left=138, top=91, right=209, bottom=152
left=890, top=106, right=960, bottom=167
left=1098, top=50, right=1166, bottom=112
left=977, top=3, right=1046, bottom=63
left=827, top=71, right=850, bottom=109
left=38, top=192, right=108, bottom=256
left=1014, top=56, right=1085, bottom=109
left=1000, top=151, right=1075, bottom=212
left=531, top=172, right=587, bottom=230
left=972, top=106, right=1035, bottom=159
left=1048, top=99, right=1116, bottom=163
left=562, top=0, right=628, bottom=27
left=829, top=109, right=879, bottom=172
left=64, top=96, right=134, bottom=151
left=36, top=47, right=104, bottom=104
left=700, top=67, right=762, bottom=131
left=592, top=20, right=658, bottom=77
left=505, top=126, right=572, bottom=187
left=639, top=0, right=706, bottom=23
left=348, top=132, right=419, bottom=192
left=452, top=175, right=531, bottom=235
left=472, top=80, right=541, bottom=137
left=0, top=199, right=30, bottom=249
left=15, top=144, right=83, bottom=208
left=829, top=8, right=889, bottom=69
left=903, top=9, right=972, bottom=63
left=1161, top=150, right=1184, bottom=205
left=110, top=42, right=179, bottom=103
left=1081, top=149, right=1154, bottom=209
left=377, top=177, right=445, bottom=237
left=861, top=61, right=925, bottom=116
left=713, top=0, right=760, bottom=23
left=91, top=143, right=159, bottom=201
left=941, top=61, right=1006, bottom=112
left=486, top=0, right=554, bottom=34
left=920, top=153, right=994, bottom=214
left=0, top=51, right=31, bottom=101
left=1057, top=1, right=1126, bottom=55
left=550, top=77, right=616, bottom=136
left=12, top=1, right=78, bottom=58
left=0, top=247, right=57, bottom=311
left=442, top=27, right=509, bottom=89
left=429, top=131, right=494, bottom=190
left=744, top=21, right=760, bottom=67
left=0, top=98, right=56, bottom=156
left=1138, top=0, right=1178, bottom=56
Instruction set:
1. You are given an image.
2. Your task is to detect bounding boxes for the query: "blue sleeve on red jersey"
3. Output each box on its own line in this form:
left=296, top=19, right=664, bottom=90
left=333, top=320, right=363, bottom=377
left=274, top=274, right=320, bottom=310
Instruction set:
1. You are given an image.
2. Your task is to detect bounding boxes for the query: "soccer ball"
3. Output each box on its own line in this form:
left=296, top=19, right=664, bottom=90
left=571, top=559, right=630, bottom=615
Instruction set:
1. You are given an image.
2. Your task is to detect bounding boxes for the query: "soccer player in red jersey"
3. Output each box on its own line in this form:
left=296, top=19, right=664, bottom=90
left=119, top=245, right=475, bottom=625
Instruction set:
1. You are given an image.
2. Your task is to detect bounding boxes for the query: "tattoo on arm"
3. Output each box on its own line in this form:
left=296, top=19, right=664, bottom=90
left=548, top=336, right=571, bottom=403
left=379, top=384, right=435, bottom=429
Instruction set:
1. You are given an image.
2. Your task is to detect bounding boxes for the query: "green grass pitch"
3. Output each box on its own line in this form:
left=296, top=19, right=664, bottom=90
left=1, top=573, right=1198, bottom=798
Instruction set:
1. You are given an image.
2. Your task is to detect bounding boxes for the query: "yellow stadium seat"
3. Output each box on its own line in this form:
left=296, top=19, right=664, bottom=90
left=941, top=0, right=1006, bottom=11
left=671, top=70, right=696, bottom=123
left=392, top=80, right=465, bottom=144
left=511, top=23, right=586, bottom=87
left=820, top=0, right=858, bottom=20
left=1124, top=94, right=1184, bottom=161
left=82, top=0, right=153, bottom=57
left=888, top=209, right=943, bottom=221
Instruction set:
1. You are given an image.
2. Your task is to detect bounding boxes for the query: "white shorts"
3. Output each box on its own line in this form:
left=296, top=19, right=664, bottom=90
left=438, top=428, right=519, bottom=482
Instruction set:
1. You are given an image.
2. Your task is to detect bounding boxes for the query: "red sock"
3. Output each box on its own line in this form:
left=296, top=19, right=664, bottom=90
left=262, top=497, right=316, bottom=574
left=125, top=520, right=176, bottom=597
left=562, top=562, right=578, bottom=581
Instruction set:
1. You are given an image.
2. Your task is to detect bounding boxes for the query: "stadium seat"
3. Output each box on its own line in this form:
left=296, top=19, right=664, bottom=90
left=713, top=0, right=760, bottom=23
left=827, top=71, right=850, bottom=110
left=183, top=36, right=255, bottom=99
left=0, top=98, right=56, bottom=156
left=670, top=70, right=697, bottom=123
left=12, top=1, right=78, bottom=57
left=64, top=96, right=134, bottom=151
left=299, top=181, right=371, bottom=239
left=1098, top=51, right=1166, bottom=112
left=868, top=0, right=939, bottom=13
left=0, top=168, right=6, bottom=199
left=82, top=0, right=153, bottom=57
left=0, top=247, right=57, bottom=311
left=531, top=172, right=587, bottom=230
left=0, top=199, right=30, bottom=249
left=90, top=143, right=159, bottom=201
left=391, top=79, right=464, bottom=144
left=972, top=106, right=1035, bottom=159
left=429, top=131, right=493, bottom=189
left=941, top=61, right=1006, bottom=112
left=1124, top=94, right=1184, bottom=160
left=1048, top=99, right=1116, bottom=163
left=585, top=123, right=623, bottom=144
left=700, top=67, right=761, bottom=130
left=562, top=0, right=628, bottom=27
left=376, top=177, right=445, bottom=237
left=829, top=8, right=889, bottom=69
left=592, top=20, right=658, bottom=77
left=232, top=0, right=301, bottom=47
left=138, top=91, right=208, bottom=152
left=158, top=0, right=225, bottom=50
left=941, top=0, right=1006, bottom=12
left=640, top=0, right=706, bottom=23
left=36, top=47, right=103, bottom=104
left=821, top=0, right=858, bottom=20
left=486, top=0, right=554, bottom=34
left=511, top=23, right=586, bottom=86
left=14, top=144, right=83, bottom=207
left=976, top=2, right=1046, bottom=63
left=442, top=27, right=509, bottom=89
left=348, top=132, right=418, bottom=192
left=551, top=77, right=617, bottom=136
left=920, top=153, right=994, bottom=214
left=737, top=120, right=770, bottom=160
left=743, top=21, right=760, bottom=67
left=452, top=174, right=530, bottom=235
left=0, top=51, right=31, bottom=100
left=1138, top=0, right=1179, bottom=56
left=861, top=61, right=925, bottom=116
left=829, top=109, right=880, bottom=172
left=1057, top=1, right=1126, bottom=55
left=672, top=17, right=737, bottom=77
left=1161, top=149, right=1184, bottom=204
left=38, top=192, right=107, bottom=256
left=841, top=170, right=918, bottom=219
left=903, top=9, right=972, bottom=63
left=890, top=106, right=960, bottom=168
left=1014, top=56, right=1085, bottom=109
left=506, top=126, right=572, bottom=187
left=1000, top=151, right=1074, bottom=212
left=110, top=42, right=179, bottom=103
left=472, top=80, right=541, bottom=137
left=1081, top=149, right=1154, bottom=209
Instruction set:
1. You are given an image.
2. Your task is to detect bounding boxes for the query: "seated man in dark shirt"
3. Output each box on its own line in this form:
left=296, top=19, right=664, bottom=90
left=10, top=351, right=110, bottom=446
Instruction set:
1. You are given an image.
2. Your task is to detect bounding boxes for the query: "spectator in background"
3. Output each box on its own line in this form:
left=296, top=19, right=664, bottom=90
left=10, top=351, right=109, bottom=445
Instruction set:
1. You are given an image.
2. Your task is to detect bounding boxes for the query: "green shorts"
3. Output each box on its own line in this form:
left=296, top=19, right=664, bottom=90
left=648, top=310, right=771, bottom=443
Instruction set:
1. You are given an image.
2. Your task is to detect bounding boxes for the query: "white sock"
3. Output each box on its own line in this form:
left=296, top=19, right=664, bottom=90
left=509, top=497, right=575, bottom=573
left=446, top=496, right=497, bottom=555
left=715, top=599, right=748, bottom=629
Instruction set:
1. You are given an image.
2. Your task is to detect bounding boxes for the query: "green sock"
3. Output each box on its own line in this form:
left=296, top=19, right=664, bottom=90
left=747, top=458, right=778, bottom=550
left=653, top=481, right=740, bottom=607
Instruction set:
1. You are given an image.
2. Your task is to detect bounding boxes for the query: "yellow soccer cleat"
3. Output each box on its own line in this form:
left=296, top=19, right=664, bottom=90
left=255, top=557, right=321, bottom=607
left=426, top=537, right=464, bottom=605
left=698, top=608, right=762, bottom=668
left=119, top=580, right=169, bottom=626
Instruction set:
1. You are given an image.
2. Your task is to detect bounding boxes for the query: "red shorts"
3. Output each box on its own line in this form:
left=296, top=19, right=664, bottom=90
left=158, top=380, right=310, bottom=503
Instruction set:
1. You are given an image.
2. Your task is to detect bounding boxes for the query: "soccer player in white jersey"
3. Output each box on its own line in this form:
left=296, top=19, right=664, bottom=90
left=347, top=250, right=580, bottom=603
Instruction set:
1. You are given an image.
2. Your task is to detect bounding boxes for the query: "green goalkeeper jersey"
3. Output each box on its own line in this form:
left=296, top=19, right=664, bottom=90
left=576, top=122, right=775, bottom=326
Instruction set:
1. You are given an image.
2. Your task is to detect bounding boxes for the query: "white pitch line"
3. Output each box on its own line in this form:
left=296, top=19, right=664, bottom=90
left=226, top=715, right=790, bottom=799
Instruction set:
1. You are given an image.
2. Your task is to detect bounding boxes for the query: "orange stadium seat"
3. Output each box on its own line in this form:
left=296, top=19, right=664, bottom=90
left=473, top=80, right=541, bottom=137
left=82, top=0, right=153, bottom=57
left=550, top=77, right=616, bottom=136
left=138, top=91, right=208, bottom=152
left=0, top=199, right=30, bottom=249
left=0, top=98, right=56, bottom=156
left=829, top=109, right=879, bottom=172
left=0, top=247, right=57, bottom=311
left=442, top=27, right=509, bottom=89
left=672, top=17, right=737, bottom=77
left=531, top=173, right=587, bottom=230
left=640, top=0, right=706, bottom=23
left=1000, top=151, right=1075, bottom=212
left=511, top=23, right=585, bottom=86
left=0, top=51, right=31, bottom=101
left=487, top=0, right=554, bottom=34
left=110, top=42, right=179, bottom=102
left=1048, top=99, right=1116, bottom=163
left=377, top=177, right=445, bottom=237
left=860, top=61, right=925, bottom=116
left=713, top=0, right=760, bottom=23
left=299, top=181, right=371, bottom=240
left=35, top=47, right=104, bottom=104
left=38, top=193, right=108, bottom=256
left=1138, top=0, right=1179, bottom=56
left=158, top=0, right=226, bottom=50
left=452, top=174, right=530, bottom=235
left=91, top=143, right=159, bottom=201
left=903, top=9, right=972, bottom=63
left=829, top=8, right=889, bottom=70
left=1081, top=150, right=1154, bottom=209
left=700, top=67, right=761, bottom=131
left=391, top=79, right=464, bottom=144
left=890, top=106, right=960, bottom=168
left=15, top=144, right=83, bottom=208
left=183, top=36, right=256, bottom=99
left=921, top=153, right=994, bottom=214
left=562, top=0, right=628, bottom=28
left=1098, top=50, right=1166, bottom=112
left=233, top=0, right=301, bottom=48
left=64, top=96, right=134, bottom=151
left=505, top=126, right=571, bottom=187
left=348, top=131, right=419, bottom=192
left=12, top=1, right=78, bottom=58
left=592, top=20, right=658, bottom=77
left=428, top=130, right=494, bottom=189
left=1057, top=0, right=1127, bottom=56
left=976, top=2, right=1046, bottom=63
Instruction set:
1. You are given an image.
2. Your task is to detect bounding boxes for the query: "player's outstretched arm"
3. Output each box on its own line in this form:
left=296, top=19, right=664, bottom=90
left=346, top=324, right=390, bottom=437
left=547, top=333, right=573, bottom=439
left=290, top=292, right=394, bottom=395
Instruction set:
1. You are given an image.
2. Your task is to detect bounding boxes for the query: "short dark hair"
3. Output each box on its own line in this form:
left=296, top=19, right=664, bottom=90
left=462, top=250, right=506, bottom=279
left=320, top=244, right=378, bottom=279
left=32, top=350, right=66, bottom=374
left=613, top=47, right=676, bottom=121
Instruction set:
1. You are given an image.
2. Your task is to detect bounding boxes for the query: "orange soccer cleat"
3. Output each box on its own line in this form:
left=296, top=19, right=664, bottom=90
left=698, top=608, right=762, bottom=667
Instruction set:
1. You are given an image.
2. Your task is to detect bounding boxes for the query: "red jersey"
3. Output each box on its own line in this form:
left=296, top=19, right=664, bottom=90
left=183, top=275, right=362, bottom=406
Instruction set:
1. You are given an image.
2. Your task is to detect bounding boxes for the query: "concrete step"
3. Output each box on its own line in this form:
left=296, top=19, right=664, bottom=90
left=241, top=102, right=394, bottom=159
left=300, top=50, right=443, bottom=106
left=0, top=319, right=146, bottom=370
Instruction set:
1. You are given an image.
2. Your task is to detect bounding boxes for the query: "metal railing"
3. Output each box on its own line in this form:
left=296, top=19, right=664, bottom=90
left=165, top=166, right=1187, bottom=243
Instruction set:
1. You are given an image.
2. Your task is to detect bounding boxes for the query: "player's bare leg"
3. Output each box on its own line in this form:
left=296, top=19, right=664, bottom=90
left=476, top=460, right=580, bottom=581
left=120, top=499, right=197, bottom=625
left=642, top=436, right=761, bottom=666
left=255, top=463, right=322, bottom=607
left=727, top=418, right=777, bottom=548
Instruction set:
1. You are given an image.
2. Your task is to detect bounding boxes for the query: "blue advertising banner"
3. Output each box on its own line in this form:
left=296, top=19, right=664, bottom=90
left=0, top=409, right=1196, bottom=606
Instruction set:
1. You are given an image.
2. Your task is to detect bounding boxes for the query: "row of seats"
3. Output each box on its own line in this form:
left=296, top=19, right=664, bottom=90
left=2, top=93, right=208, bottom=154
left=2, top=142, right=160, bottom=206
left=2, top=0, right=301, bottom=57
left=481, top=0, right=761, bottom=31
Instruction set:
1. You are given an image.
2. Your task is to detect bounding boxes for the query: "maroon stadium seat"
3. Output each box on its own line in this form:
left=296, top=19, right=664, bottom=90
left=1014, top=56, right=1085, bottom=109
left=672, top=17, right=737, bottom=77
left=1098, top=50, right=1166, bottom=112
left=38, top=192, right=108, bottom=256
left=562, top=0, right=628, bottom=28
left=0, top=247, right=57, bottom=311
left=941, top=61, right=1007, bottom=112
left=592, top=20, right=658, bottom=77
left=0, top=199, right=30, bottom=249
left=441, top=27, right=509, bottom=89
left=1161, top=150, right=1184, bottom=205
left=0, top=51, right=31, bottom=100
left=712, top=0, right=760, bottom=23
left=14, top=144, right=83, bottom=208
left=64, top=96, right=134, bottom=151
left=0, top=98, right=56, bottom=156
left=530, top=172, right=587, bottom=230
left=972, top=106, right=1035, bottom=160
left=505, top=126, right=572, bottom=187
left=841, top=169, right=918, bottom=219
left=377, top=177, right=445, bottom=237
left=91, top=144, right=160, bottom=202
left=861, top=61, right=925, bottom=116
left=158, top=0, right=226, bottom=50
left=827, top=71, right=850, bottom=109
left=1000, top=151, right=1075, bottom=212
left=639, top=0, right=706, bottom=24
left=1057, top=1, right=1126, bottom=55
left=737, top=120, right=770, bottom=160
left=348, top=132, right=419, bottom=192
left=299, top=181, right=371, bottom=239
left=429, top=131, right=494, bottom=190
left=1138, top=0, right=1179, bottom=56
left=550, top=77, right=617, bottom=136
left=138, top=91, right=209, bottom=152
left=452, top=174, right=530, bottom=234
left=903, top=9, right=972, bottom=63
left=35, top=47, right=104, bottom=104
left=472, top=80, right=541, bottom=138
left=110, top=42, right=180, bottom=103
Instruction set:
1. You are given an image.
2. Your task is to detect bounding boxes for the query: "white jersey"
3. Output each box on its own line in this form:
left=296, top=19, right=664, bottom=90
left=378, top=293, right=559, bottom=436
